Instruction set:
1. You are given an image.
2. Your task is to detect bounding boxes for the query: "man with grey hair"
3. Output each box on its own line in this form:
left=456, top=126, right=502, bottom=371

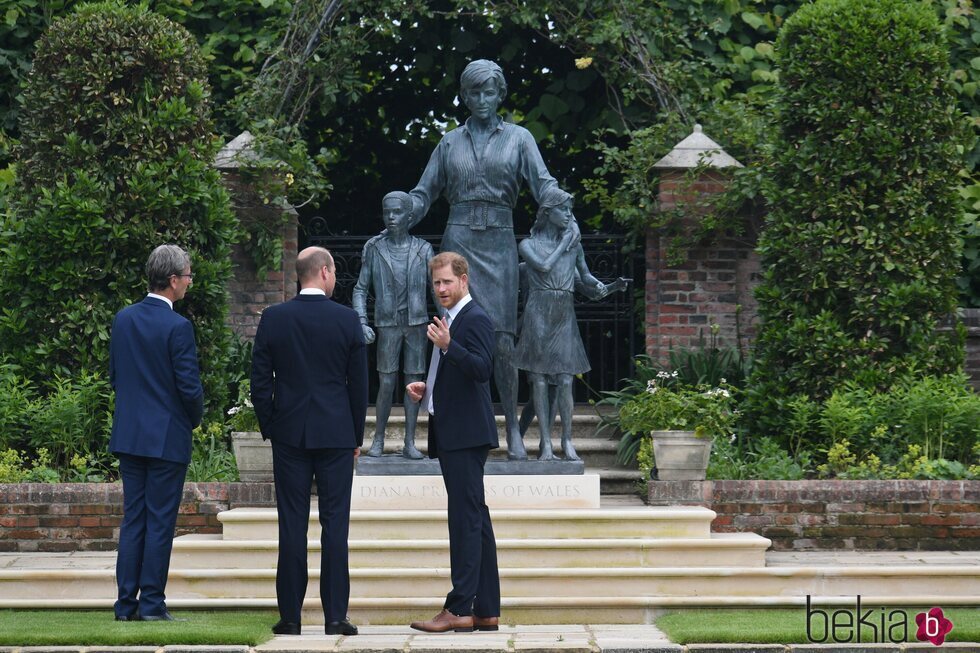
left=252, top=246, right=368, bottom=636
left=110, top=244, right=203, bottom=622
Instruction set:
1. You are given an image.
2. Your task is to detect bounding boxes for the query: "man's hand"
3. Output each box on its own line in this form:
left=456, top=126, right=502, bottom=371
left=361, top=324, right=376, bottom=344
left=406, top=381, right=426, bottom=402
left=426, top=315, right=450, bottom=352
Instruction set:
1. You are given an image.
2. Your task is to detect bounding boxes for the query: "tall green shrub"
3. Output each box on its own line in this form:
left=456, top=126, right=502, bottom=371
left=745, top=0, right=966, bottom=438
left=0, top=2, right=238, bottom=416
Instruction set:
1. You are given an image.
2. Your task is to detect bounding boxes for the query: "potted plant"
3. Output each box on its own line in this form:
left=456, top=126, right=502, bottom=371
left=227, top=380, right=273, bottom=482
left=618, top=371, right=735, bottom=480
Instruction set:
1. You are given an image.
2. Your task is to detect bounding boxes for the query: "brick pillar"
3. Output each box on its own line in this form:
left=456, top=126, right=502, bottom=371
left=645, top=170, right=760, bottom=365
left=220, top=171, right=298, bottom=341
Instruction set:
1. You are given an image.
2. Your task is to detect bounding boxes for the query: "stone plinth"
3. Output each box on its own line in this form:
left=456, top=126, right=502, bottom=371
left=352, top=474, right=600, bottom=510
left=356, top=454, right=585, bottom=476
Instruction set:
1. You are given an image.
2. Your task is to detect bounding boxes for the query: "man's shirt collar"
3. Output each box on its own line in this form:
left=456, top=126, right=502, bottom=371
left=146, top=293, right=173, bottom=309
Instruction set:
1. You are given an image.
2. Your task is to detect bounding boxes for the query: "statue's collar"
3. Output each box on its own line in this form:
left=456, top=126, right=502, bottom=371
left=462, top=115, right=504, bottom=133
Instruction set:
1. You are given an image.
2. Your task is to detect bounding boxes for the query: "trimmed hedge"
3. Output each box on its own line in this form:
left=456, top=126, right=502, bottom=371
left=0, top=2, right=237, bottom=417
left=746, top=0, right=967, bottom=439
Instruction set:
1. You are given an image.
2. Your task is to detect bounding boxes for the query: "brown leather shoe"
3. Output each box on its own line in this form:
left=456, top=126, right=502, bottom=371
left=473, top=616, right=499, bottom=631
left=410, top=609, right=475, bottom=633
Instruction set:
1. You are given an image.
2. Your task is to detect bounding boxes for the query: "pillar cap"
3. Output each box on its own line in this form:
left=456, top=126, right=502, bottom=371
left=214, top=130, right=259, bottom=169
left=653, top=124, right=743, bottom=170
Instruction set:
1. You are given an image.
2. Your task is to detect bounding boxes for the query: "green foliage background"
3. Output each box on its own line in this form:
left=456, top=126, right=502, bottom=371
left=0, top=2, right=237, bottom=419
left=745, top=0, right=967, bottom=440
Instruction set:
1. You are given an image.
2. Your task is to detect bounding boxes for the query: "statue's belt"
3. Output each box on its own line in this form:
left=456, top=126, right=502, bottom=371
left=448, top=201, right=513, bottom=231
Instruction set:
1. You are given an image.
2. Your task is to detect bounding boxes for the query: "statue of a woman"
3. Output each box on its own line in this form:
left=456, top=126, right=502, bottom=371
left=408, top=59, right=565, bottom=460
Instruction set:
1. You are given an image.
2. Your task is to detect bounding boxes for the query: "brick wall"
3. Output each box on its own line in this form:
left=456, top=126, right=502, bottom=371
left=0, top=483, right=275, bottom=553
left=647, top=480, right=979, bottom=551
left=645, top=170, right=760, bottom=366
left=2, top=481, right=975, bottom=552
left=221, top=171, right=299, bottom=341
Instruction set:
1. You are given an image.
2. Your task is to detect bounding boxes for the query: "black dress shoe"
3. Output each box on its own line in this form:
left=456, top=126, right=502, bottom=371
left=114, top=614, right=140, bottom=622
left=325, top=619, right=358, bottom=635
left=272, top=620, right=301, bottom=635
left=140, top=611, right=185, bottom=622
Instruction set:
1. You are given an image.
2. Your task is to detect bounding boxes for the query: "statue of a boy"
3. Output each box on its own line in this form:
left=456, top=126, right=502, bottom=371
left=353, top=191, right=434, bottom=459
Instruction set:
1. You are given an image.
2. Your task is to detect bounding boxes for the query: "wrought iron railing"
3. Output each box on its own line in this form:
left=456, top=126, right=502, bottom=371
left=305, top=217, right=642, bottom=403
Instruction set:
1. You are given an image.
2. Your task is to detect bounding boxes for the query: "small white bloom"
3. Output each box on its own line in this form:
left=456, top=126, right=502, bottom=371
left=227, top=406, right=240, bottom=415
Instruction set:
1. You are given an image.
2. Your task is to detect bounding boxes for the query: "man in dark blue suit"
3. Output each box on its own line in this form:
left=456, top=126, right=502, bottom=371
left=407, top=252, right=501, bottom=634
left=110, top=244, right=203, bottom=622
left=251, top=246, right=368, bottom=637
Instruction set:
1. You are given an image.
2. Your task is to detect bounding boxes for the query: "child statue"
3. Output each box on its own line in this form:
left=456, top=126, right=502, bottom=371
left=514, top=188, right=628, bottom=460
left=353, top=191, right=434, bottom=459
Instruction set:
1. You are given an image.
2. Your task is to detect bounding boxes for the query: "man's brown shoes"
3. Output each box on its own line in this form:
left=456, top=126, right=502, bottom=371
left=410, top=609, right=474, bottom=633
left=473, top=616, right=499, bottom=631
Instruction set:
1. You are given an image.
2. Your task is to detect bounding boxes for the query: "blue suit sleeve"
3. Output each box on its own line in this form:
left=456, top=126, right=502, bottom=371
left=171, top=319, right=204, bottom=428
left=250, top=313, right=275, bottom=439
left=346, top=313, right=369, bottom=446
left=444, top=311, right=494, bottom=383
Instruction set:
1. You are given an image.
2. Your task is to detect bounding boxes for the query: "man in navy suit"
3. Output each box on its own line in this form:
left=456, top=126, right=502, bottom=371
left=110, top=244, right=203, bottom=622
left=407, top=251, right=501, bottom=633
left=251, top=246, right=368, bottom=637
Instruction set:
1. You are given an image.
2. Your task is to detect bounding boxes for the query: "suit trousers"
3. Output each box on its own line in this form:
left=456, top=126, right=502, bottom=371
left=437, top=445, right=500, bottom=617
left=114, top=453, right=187, bottom=618
left=272, top=441, right=354, bottom=623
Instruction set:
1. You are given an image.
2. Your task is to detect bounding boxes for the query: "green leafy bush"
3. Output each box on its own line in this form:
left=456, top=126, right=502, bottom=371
left=745, top=0, right=967, bottom=438
left=186, top=422, right=238, bottom=482
left=0, top=2, right=238, bottom=423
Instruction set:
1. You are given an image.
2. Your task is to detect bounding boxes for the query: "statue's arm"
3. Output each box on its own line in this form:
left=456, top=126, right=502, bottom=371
left=408, top=139, right=446, bottom=229
left=519, top=129, right=559, bottom=205
left=519, top=232, right=573, bottom=274
left=351, top=243, right=374, bottom=324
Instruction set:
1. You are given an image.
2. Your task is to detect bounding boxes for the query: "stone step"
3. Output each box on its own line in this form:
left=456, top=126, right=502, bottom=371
left=4, top=566, right=976, bottom=617
left=216, top=506, right=715, bottom=541
left=170, top=532, right=770, bottom=569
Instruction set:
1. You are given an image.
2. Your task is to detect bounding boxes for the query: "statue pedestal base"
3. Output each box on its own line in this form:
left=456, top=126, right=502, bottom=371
left=351, top=473, right=600, bottom=510
left=356, top=454, right=585, bottom=476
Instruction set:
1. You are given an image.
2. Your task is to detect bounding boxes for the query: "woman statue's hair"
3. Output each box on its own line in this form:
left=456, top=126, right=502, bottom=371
left=459, top=59, right=507, bottom=98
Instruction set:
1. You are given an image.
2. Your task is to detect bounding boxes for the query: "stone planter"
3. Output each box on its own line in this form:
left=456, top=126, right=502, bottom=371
left=651, top=430, right=712, bottom=481
left=230, top=431, right=273, bottom=482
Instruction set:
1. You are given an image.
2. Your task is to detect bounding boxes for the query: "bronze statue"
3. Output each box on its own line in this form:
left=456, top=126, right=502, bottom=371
left=353, top=191, right=434, bottom=459
left=515, top=189, right=628, bottom=460
left=408, top=59, right=569, bottom=460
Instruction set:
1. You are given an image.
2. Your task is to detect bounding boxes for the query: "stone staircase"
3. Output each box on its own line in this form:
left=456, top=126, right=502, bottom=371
left=235, top=406, right=645, bottom=494
left=3, top=499, right=978, bottom=624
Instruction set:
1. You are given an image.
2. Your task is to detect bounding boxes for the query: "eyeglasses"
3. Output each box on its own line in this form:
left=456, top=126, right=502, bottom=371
left=172, top=273, right=194, bottom=280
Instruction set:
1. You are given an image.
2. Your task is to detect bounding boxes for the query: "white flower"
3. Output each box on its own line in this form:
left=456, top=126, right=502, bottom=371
left=729, top=433, right=736, bottom=443
left=227, top=406, right=240, bottom=416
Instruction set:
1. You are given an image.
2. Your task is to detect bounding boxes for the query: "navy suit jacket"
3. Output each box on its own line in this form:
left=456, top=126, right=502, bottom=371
left=109, top=297, right=204, bottom=465
left=428, top=300, right=499, bottom=458
left=251, top=294, right=369, bottom=448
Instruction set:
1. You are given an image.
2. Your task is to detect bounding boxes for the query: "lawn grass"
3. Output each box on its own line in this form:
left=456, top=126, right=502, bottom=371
left=656, top=607, right=980, bottom=644
left=0, top=610, right=278, bottom=646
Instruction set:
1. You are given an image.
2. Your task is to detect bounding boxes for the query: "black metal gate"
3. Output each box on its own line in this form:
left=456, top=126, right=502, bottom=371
left=305, top=217, right=642, bottom=403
